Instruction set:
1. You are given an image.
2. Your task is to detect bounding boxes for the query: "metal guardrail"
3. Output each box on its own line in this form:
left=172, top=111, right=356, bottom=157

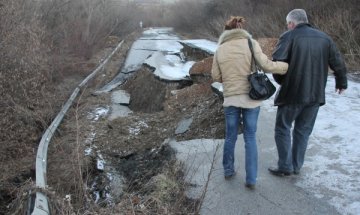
left=31, top=40, right=124, bottom=215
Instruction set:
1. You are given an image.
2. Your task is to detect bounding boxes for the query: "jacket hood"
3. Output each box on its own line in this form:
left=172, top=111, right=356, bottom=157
left=218, top=29, right=252, bottom=45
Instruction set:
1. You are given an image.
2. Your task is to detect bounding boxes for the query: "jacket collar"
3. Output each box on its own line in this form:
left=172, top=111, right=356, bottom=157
left=218, top=29, right=252, bottom=45
left=295, top=23, right=312, bottom=29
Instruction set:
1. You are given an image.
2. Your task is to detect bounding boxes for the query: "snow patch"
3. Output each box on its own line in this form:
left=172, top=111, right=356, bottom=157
left=129, top=121, right=149, bottom=136
left=87, top=107, right=109, bottom=121
left=262, top=76, right=360, bottom=214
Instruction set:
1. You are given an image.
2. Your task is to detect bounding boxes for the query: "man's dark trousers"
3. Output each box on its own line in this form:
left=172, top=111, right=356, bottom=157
left=274, top=103, right=320, bottom=172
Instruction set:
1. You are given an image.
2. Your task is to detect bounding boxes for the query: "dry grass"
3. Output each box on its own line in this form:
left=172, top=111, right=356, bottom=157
left=2, top=0, right=358, bottom=214
left=0, top=0, right=141, bottom=214
left=110, top=161, right=199, bottom=215
left=165, top=0, right=360, bottom=70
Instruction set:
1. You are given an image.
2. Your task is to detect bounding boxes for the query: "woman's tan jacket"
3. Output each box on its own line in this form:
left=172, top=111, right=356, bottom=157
left=211, top=29, right=288, bottom=98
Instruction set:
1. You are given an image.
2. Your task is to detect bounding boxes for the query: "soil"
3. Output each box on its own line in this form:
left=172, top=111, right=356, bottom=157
left=76, top=34, right=226, bottom=212
left=4, top=30, right=355, bottom=214
left=1, top=29, right=226, bottom=214
left=80, top=65, right=226, bottom=211
left=0, top=30, right=144, bottom=214
left=1, top=30, right=284, bottom=214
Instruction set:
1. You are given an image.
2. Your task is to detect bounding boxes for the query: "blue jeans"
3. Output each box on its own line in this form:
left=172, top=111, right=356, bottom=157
left=223, top=106, right=260, bottom=185
left=274, top=104, right=319, bottom=172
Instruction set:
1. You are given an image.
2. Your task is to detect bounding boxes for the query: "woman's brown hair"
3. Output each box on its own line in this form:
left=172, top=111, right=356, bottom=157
left=224, top=16, right=246, bottom=30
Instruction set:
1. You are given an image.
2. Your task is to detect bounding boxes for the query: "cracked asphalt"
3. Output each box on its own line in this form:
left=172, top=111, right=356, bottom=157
left=171, top=109, right=340, bottom=215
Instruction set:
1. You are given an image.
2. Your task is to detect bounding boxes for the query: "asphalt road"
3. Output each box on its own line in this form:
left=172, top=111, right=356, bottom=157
left=171, top=108, right=340, bottom=215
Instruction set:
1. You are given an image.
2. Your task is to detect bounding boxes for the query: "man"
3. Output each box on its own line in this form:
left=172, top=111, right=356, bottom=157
left=269, top=9, right=348, bottom=176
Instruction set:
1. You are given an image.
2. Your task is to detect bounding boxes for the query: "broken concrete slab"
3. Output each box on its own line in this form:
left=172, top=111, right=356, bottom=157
left=211, top=82, right=223, bottom=98
left=144, top=51, right=194, bottom=81
left=111, top=90, right=130, bottom=105
left=179, top=39, right=216, bottom=62
left=169, top=139, right=222, bottom=199
left=108, top=104, right=132, bottom=120
left=175, top=117, right=193, bottom=134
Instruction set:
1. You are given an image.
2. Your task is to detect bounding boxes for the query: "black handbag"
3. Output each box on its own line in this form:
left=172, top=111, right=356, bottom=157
left=247, top=39, right=276, bottom=100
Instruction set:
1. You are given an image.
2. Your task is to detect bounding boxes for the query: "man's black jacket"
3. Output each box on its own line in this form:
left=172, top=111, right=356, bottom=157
left=272, top=23, right=347, bottom=106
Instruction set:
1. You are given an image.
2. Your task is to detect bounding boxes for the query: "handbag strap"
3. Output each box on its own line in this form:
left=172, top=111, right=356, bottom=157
left=247, top=38, right=261, bottom=73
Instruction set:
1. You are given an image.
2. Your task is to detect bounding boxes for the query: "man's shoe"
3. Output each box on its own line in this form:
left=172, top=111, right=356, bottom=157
left=293, top=170, right=300, bottom=175
left=268, top=167, right=291, bottom=176
left=245, top=183, right=255, bottom=190
left=224, top=172, right=236, bottom=180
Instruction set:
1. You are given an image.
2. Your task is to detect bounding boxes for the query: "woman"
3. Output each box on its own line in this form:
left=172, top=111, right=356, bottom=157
left=211, top=16, right=288, bottom=189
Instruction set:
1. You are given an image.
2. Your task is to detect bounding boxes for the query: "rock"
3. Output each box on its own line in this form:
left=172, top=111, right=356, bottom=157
left=189, top=57, right=213, bottom=76
left=175, top=117, right=193, bottom=134
left=111, top=90, right=131, bottom=105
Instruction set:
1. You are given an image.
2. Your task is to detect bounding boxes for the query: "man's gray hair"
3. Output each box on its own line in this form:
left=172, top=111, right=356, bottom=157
left=286, top=9, right=308, bottom=25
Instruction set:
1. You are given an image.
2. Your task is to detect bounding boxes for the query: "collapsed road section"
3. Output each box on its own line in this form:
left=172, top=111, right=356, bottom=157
left=77, top=27, right=225, bottom=213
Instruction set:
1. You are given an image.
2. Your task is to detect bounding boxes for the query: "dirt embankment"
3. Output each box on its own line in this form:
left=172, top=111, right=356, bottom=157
left=3, top=32, right=282, bottom=214
left=81, top=66, right=225, bottom=213
left=1, top=31, right=142, bottom=214
left=3, top=29, right=227, bottom=214
left=46, top=39, right=225, bottom=213
left=89, top=68, right=224, bottom=213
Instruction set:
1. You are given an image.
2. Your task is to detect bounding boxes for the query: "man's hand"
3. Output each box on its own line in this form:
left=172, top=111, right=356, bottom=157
left=336, top=88, right=345, bottom=94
